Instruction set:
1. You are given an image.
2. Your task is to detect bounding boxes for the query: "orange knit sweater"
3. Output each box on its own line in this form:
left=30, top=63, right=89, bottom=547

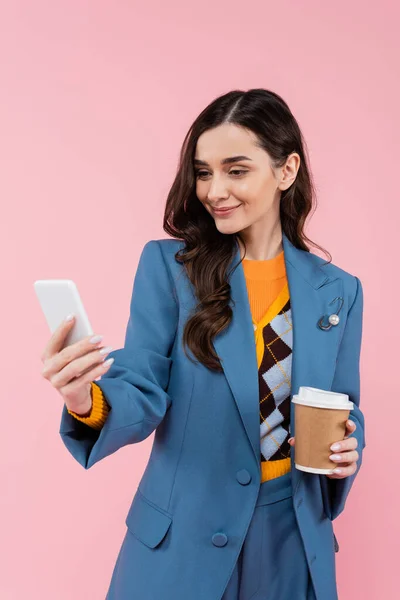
left=67, top=250, right=290, bottom=482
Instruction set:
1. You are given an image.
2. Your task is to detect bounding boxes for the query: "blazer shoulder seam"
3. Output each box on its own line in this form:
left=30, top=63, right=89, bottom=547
left=154, top=240, right=179, bottom=308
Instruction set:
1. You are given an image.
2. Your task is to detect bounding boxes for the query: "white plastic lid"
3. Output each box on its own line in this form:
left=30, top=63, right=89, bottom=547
left=292, top=386, right=353, bottom=410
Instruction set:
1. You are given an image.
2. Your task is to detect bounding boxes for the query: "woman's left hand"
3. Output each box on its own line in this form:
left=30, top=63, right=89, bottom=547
left=288, top=419, right=359, bottom=479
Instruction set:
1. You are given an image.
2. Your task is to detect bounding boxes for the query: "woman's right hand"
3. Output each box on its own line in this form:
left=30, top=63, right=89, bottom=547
left=40, top=316, right=114, bottom=416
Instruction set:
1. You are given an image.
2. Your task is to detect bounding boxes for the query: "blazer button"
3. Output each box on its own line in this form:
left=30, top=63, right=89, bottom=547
left=236, top=469, right=252, bottom=485
left=212, top=533, right=228, bottom=547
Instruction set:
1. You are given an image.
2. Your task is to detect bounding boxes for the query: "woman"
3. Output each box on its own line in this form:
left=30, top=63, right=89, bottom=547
left=45, top=88, right=365, bottom=599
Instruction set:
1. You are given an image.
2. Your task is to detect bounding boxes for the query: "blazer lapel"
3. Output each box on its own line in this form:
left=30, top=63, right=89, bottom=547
left=213, top=233, right=345, bottom=489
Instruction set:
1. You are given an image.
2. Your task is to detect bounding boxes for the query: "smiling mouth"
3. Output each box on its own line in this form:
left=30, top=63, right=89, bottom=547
left=211, top=205, right=240, bottom=214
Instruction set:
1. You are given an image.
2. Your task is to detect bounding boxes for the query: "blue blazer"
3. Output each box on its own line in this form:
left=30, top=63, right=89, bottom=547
left=60, top=232, right=366, bottom=600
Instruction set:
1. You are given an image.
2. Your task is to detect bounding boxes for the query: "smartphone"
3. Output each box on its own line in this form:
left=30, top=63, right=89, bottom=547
left=34, top=279, right=94, bottom=350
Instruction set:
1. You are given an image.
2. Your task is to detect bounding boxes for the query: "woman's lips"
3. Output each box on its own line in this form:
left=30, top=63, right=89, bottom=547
left=212, top=205, right=240, bottom=217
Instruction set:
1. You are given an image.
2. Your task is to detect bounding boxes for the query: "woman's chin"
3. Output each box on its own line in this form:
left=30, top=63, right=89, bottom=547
left=215, top=221, right=242, bottom=234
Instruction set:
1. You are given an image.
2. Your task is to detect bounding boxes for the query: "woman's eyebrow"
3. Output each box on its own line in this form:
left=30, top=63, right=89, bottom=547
left=194, top=155, right=253, bottom=166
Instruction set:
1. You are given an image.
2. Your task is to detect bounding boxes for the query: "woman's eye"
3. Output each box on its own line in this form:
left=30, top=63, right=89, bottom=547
left=195, top=169, right=247, bottom=179
left=230, top=169, right=247, bottom=176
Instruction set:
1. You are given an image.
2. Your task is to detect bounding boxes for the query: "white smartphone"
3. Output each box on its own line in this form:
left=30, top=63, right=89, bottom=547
left=34, top=279, right=94, bottom=350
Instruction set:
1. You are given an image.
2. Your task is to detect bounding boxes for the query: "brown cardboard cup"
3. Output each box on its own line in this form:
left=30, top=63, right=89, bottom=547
left=292, top=386, right=354, bottom=474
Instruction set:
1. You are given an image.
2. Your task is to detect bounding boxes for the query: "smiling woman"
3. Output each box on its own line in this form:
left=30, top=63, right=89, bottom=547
left=58, top=88, right=365, bottom=600
left=163, top=89, right=331, bottom=375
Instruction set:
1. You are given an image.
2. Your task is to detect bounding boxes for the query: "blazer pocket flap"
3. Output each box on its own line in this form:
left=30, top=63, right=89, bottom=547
left=125, top=491, right=172, bottom=549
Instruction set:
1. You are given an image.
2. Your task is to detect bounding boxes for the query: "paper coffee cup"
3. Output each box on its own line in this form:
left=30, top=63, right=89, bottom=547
left=292, top=386, right=354, bottom=474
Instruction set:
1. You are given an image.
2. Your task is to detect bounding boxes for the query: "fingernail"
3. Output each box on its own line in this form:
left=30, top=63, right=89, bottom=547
left=99, top=346, right=113, bottom=356
left=333, top=468, right=342, bottom=474
left=65, top=314, right=74, bottom=322
left=331, top=443, right=341, bottom=451
left=330, top=454, right=342, bottom=461
left=90, top=335, right=103, bottom=344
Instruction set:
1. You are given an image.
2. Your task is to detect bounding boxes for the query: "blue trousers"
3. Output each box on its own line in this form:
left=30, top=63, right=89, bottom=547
left=222, top=471, right=317, bottom=600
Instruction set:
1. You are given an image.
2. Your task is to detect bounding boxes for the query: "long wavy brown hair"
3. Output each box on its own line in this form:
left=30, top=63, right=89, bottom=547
left=163, top=88, right=331, bottom=372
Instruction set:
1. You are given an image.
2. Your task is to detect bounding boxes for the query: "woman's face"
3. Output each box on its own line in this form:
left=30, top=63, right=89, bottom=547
left=194, top=123, right=299, bottom=237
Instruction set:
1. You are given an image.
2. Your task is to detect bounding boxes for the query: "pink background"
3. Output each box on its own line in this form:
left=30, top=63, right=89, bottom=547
left=0, top=1, right=397, bottom=598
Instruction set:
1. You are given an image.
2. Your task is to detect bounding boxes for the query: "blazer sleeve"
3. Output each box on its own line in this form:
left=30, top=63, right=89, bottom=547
left=320, top=275, right=366, bottom=521
left=59, top=240, right=179, bottom=469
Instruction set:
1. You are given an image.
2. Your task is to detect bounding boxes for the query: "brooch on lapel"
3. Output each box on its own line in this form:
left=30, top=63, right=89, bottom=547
left=318, top=296, right=344, bottom=331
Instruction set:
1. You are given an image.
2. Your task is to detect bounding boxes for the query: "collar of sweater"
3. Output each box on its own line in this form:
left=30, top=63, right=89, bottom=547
left=242, top=249, right=286, bottom=281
